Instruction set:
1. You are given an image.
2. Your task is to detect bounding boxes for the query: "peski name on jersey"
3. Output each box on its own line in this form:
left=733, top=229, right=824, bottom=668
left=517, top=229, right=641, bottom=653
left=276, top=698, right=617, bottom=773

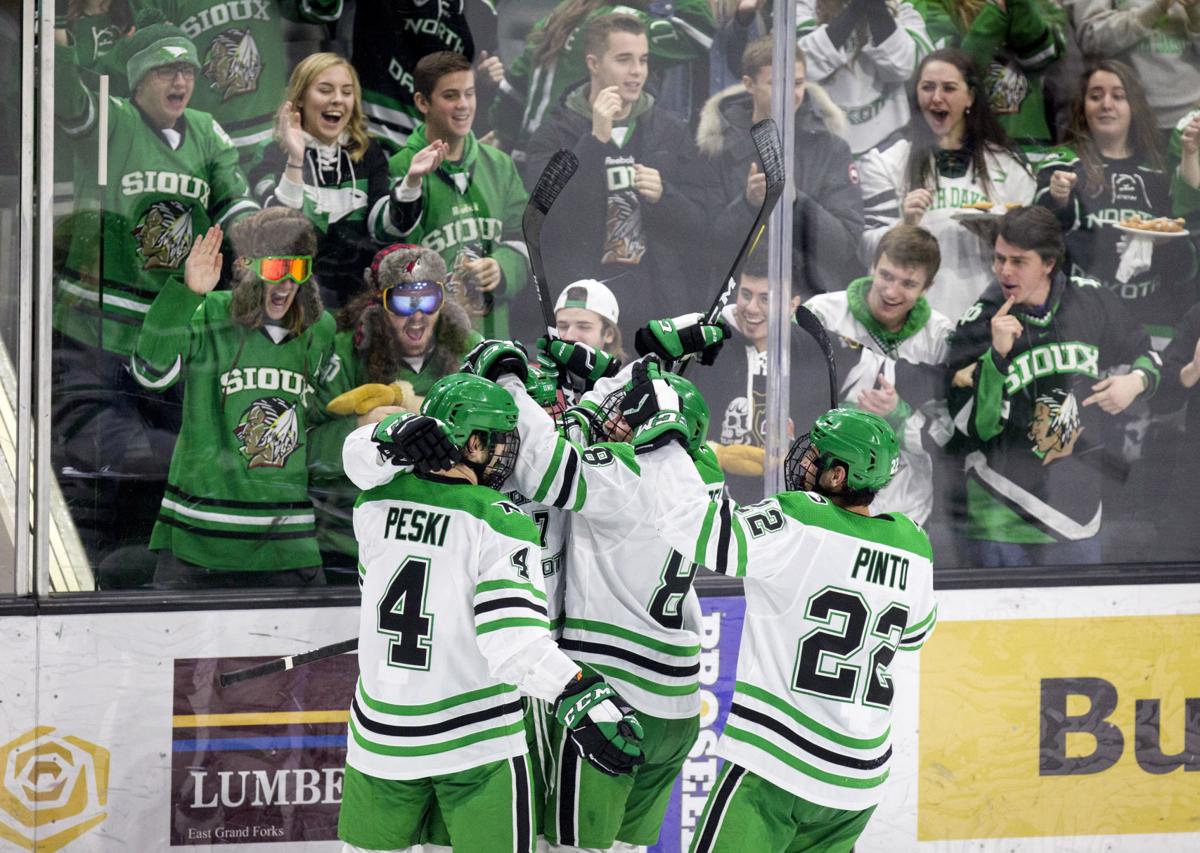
left=181, top=1, right=272, bottom=38
left=851, top=546, right=909, bottom=591
left=123, top=171, right=212, bottom=208
left=383, top=506, right=450, bottom=547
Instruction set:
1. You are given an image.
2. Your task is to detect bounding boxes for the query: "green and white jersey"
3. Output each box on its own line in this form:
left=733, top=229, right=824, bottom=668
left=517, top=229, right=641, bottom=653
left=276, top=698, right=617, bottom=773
left=138, top=0, right=344, bottom=172
left=131, top=278, right=336, bottom=570
left=645, top=445, right=937, bottom=810
left=504, top=490, right=570, bottom=639
left=499, top=375, right=723, bottom=720
left=349, top=469, right=580, bottom=781
left=54, top=87, right=259, bottom=356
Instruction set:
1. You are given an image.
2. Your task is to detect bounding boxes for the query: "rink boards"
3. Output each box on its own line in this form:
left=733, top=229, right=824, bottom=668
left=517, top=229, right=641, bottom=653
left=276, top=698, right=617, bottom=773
left=0, top=582, right=1197, bottom=852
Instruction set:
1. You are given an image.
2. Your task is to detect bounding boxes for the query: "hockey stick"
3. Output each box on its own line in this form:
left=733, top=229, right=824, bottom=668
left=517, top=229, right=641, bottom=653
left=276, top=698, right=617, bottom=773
left=678, top=119, right=785, bottom=377
left=523, top=150, right=579, bottom=339
left=217, top=638, right=358, bottom=688
left=793, top=305, right=839, bottom=410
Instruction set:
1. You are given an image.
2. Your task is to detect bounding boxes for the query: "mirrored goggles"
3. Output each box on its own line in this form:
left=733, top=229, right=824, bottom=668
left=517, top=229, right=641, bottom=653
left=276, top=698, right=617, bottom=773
left=249, top=256, right=313, bottom=284
left=383, top=281, right=444, bottom=316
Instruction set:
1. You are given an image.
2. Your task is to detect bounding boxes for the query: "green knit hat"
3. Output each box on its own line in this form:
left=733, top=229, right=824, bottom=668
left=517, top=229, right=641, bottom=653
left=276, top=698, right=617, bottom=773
left=124, top=9, right=200, bottom=89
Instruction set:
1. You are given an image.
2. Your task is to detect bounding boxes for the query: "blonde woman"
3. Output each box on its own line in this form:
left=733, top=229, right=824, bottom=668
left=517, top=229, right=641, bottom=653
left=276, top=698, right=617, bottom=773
left=250, top=53, right=390, bottom=308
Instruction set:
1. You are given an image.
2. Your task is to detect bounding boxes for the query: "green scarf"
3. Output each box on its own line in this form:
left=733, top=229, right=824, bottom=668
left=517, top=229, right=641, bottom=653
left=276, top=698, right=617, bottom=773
left=846, top=277, right=931, bottom=357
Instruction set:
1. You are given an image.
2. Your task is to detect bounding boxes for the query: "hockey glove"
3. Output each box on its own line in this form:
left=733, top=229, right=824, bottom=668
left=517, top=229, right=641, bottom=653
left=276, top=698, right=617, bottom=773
left=554, top=673, right=645, bottom=777
left=373, top=412, right=460, bottom=471
left=461, top=339, right=529, bottom=383
left=621, top=359, right=691, bottom=452
left=538, top=336, right=621, bottom=389
left=634, top=313, right=728, bottom=366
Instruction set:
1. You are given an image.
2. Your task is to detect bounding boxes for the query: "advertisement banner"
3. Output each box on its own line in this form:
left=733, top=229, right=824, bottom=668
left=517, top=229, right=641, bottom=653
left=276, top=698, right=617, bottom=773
left=650, top=594, right=746, bottom=853
left=918, top=613, right=1200, bottom=842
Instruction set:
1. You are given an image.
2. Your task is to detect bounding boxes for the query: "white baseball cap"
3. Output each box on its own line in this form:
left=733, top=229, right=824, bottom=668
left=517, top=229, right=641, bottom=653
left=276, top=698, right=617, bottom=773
left=553, top=279, right=620, bottom=326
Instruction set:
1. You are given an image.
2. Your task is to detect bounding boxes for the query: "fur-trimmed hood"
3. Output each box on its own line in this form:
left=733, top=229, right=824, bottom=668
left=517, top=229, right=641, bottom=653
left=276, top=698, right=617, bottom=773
left=696, top=81, right=849, bottom=159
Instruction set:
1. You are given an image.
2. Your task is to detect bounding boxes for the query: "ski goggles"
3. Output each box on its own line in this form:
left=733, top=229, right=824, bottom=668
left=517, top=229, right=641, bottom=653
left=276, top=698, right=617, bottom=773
left=382, top=281, right=444, bottom=316
left=248, top=256, right=313, bottom=284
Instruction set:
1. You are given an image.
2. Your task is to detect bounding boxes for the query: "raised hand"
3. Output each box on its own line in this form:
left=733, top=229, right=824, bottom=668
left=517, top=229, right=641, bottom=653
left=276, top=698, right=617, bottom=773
left=461, top=339, right=529, bottom=382
left=372, top=412, right=461, bottom=471
left=476, top=49, right=505, bottom=87
left=591, top=85, right=624, bottom=143
left=990, top=296, right=1023, bottom=358
left=902, top=188, right=933, bottom=225
left=184, top=226, right=223, bottom=295
left=857, top=374, right=899, bottom=416
left=745, top=161, right=766, bottom=208
left=462, top=256, right=502, bottom=292
left=275, top=100, right=305, bottom=165
left=634, top=313, right=728, bottom=365
left=1047, top=170, right=1077, bottom=207
left=402, top=139, right=450, bottom=189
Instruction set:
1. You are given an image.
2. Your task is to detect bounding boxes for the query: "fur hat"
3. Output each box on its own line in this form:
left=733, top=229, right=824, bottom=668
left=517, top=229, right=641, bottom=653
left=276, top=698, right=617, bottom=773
left=228, top=208, right=323, bottom=333
left=124, top=9, right=200, bottom=90
left=364, top=244, right=448, bottom=292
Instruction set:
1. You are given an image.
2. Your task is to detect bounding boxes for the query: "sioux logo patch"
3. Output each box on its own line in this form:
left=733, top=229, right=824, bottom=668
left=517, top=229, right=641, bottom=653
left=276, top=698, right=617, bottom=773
left=234, top=396, right=300, bottom=469
left=133, top=200, right=192, bottom=270
left=203, top=28, right=262, bottom=100
left=986, top=60, right=1028, bottom=115
left=1027, top=388, right=1083, bottom=465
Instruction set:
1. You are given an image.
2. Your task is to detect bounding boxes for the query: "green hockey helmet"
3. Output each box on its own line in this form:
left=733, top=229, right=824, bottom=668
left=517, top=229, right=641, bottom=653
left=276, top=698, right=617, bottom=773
left=785, top=408, right=899, bottom=493
left=597, top=369, right=710, bottom=453
left=421, top=374, right=521, bottom=488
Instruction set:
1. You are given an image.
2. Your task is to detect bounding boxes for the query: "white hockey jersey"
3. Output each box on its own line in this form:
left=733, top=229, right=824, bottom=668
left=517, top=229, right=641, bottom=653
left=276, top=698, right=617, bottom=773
left=858, top=139, right=1035, bottom=322
left=643, top=444, right=937, bottom=810
left=346, top=436, right=579, bottom=781
left=499, top=374, right=724, bottom=720
left=804, top=286, right=954, bottom=524
left=798, top=0, right=933, bottom=157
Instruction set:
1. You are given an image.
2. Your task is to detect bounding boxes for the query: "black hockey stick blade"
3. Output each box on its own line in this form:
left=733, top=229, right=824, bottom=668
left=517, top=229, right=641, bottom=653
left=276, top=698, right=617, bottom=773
left=217, top=638, right=358, bottom=688
left=794, top=305, right=839, bottom=410
left=677, top=121, right=785, bottom=377
left=523, top=150, right=579, bottom=336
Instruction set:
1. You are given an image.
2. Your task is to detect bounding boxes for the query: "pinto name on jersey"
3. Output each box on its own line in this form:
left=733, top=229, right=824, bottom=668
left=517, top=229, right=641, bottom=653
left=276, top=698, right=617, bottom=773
left=220, top=366, right=314, bottom=403
left=851, top=546, right=909, bottom=591
left=180, top=1, right=272, bottom=38
left=123, top=171, right=213, bottom=208
left=383, top=506, right=451, bottom=547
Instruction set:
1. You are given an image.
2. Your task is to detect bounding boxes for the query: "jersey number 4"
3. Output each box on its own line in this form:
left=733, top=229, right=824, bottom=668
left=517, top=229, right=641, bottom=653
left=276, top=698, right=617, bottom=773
left=378, top=557, right=434, bottom=671
left=792, top=587, right=908, bottom=709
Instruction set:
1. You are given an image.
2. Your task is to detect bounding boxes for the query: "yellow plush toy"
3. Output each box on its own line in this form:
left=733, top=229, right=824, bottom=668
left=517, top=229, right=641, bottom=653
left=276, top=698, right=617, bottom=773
left=710, top=442, right=766, bottom=477
left=326, top=380, right=421, bottom=416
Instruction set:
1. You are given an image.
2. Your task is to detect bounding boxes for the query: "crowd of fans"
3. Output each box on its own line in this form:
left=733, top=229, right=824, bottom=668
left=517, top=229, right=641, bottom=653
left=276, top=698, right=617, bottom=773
left=44, top=0, right=1200, bottom=586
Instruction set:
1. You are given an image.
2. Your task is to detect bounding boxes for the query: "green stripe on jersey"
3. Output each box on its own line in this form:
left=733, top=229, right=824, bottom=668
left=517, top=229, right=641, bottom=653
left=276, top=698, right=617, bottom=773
left=563, top=617, right=700, bottom=656
left=357, top=680, right=515, bottom=716
left=777, top=493, right=932, bottom=559
left=723, top=725, right=890, bottom=789
left=349, top=715, right=525, bottom=757
left=694, top=503, right=718, bottom=568
left=736, top=682, right=889, bottom=749
left=586, top=663, right=698, bottom=697
left=903, top=605, right=937, bottom=640
left=477, top=578, right=547, bottom=601
left=533, top=439, right=566, bottom=504
left=732, top=514, right=748, bottom=577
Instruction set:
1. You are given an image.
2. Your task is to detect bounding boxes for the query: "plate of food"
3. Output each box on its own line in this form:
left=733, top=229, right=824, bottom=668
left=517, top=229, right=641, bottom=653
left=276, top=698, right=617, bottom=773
left=1115, top=216, right=1190, bottom=239
left=949, top=201, right=1022, bottom=223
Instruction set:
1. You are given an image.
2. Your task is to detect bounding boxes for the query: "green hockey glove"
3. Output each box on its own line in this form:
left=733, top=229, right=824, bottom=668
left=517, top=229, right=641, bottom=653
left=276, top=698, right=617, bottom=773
left=554, top=673, right=645, bottom=777
left=634, top=313, right=729, bottom=365
left=621, top=359, right=690, bottom=451
left=461, top=339, right=529, bottom=383
left=373, top=412, right=460, bottom=471
left=526, top=355, right=562, bottom=409
left=538, top=336, right=621, bottom=387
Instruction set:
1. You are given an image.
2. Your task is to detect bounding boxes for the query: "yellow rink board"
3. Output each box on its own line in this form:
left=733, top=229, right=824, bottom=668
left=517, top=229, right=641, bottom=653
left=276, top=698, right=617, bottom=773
left=918, top=614, right=1200, bottom=840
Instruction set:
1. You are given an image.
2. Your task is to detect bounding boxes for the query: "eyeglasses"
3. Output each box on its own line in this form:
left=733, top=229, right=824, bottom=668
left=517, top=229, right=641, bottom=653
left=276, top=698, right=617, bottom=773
left=153, top=63, right=196, bottom=81
left=383, top=281, right=444, bottom=316
left=248, top=256, right=313, bottom=284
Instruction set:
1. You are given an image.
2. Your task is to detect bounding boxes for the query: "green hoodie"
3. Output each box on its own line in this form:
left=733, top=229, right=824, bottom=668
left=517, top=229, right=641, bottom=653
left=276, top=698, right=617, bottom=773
left=377, top=124, right=530, bottom=340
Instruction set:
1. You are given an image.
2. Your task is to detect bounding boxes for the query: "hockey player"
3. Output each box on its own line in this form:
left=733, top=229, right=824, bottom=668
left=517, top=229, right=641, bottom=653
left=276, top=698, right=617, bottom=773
left=622, top=367, right=937, bottom=852
left=805, top=223, right=953, bottom=525
left=373, top=50, right=530, bottom=340
left=137, top=0, right=344, bottom=174
left=131, top=208, right=335, bottom=587
left=460, top=321, right=726, bottom=853
left=337, top=372, right=644, bottom=853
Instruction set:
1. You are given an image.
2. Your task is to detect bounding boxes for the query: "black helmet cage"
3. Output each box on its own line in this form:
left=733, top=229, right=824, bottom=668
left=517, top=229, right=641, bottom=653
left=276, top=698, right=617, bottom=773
left=784, top=431, right=817, bottom=492
left=596, top=385, right=633, bottom=444
left=475, top=428, right=521, bottom=489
